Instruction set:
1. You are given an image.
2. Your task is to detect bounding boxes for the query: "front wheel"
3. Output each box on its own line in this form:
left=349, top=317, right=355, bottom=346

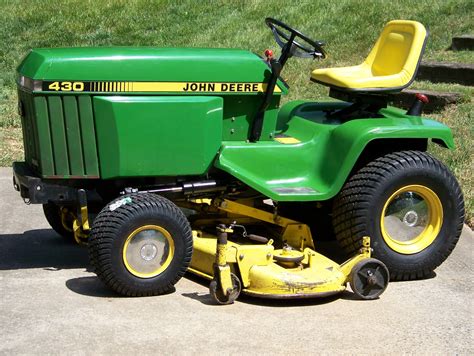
left=88, top=193, right=193, bottom=296
left=333, top=151, right=464, bottom=280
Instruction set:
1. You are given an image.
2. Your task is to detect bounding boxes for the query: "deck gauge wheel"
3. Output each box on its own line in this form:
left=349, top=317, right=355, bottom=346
left=209, top=273, right=241, bottom=305
left=350, top=258, right=389, bottom=300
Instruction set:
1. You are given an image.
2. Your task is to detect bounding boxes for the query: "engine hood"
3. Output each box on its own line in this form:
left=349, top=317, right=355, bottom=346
left=17, top=47, right=287, bottom=95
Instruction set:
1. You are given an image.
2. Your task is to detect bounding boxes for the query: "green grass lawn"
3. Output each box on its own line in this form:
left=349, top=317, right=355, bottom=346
left=0, top=0, right=472, bottom=223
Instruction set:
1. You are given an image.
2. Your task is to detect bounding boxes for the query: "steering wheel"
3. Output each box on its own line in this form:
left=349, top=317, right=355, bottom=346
left=265, top=18, right=326, bottom=59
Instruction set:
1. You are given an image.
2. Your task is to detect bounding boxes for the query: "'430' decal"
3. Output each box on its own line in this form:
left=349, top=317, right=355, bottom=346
left=48, top=81, right=85, bottom=91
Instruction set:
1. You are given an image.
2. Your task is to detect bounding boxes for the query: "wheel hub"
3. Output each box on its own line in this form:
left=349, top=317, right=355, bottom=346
left=140, top=243, right=158, bottom=261
left=403, top=210, right=418, bottom=227
left=122, top=225, right=175, bottom=278
left=366, top=271, right=378, bottom=286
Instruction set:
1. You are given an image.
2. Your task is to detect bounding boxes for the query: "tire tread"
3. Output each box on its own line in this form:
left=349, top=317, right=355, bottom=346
left=88, top=193, right=193, bottom=297
left=333, top=150, right=464, bottom=281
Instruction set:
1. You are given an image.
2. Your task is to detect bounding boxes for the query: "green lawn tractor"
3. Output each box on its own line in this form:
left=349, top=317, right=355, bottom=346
left=13, top=18, right=464, bottom=303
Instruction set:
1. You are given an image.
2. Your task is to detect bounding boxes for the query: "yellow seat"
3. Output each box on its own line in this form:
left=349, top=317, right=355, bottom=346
left=311, top=20, right=427, bottom=92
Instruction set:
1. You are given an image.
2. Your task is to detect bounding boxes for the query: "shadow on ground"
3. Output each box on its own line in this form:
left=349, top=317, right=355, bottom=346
left=181, top=271, right=359, bottom=307
left=1, top=228, right=434, bottom=306
left=65, top=276, right=177, bottom=298
left=0, top=229, right=89, bottom=270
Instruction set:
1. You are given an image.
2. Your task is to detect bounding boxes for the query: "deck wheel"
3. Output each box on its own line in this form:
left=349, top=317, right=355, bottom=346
left=209, top=273, right=241, bottom=305
left=350, top=258, right=389, bottom=300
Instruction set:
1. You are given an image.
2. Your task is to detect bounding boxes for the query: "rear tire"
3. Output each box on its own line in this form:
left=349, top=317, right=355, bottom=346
left=333, top=151, right=464, bottom=280
left=88, top=193, right=193, bottom=297
left=43, top=203, right=75, bottom=241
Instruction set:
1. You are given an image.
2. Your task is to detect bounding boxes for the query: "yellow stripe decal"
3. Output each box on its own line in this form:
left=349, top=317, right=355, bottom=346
left=117, top=82, right=282, bottom=93
left=46, top=81, right=285, bottom=93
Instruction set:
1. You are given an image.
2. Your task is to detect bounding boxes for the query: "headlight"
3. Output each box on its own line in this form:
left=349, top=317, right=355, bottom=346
left=17, top=75, right=42, bottom=92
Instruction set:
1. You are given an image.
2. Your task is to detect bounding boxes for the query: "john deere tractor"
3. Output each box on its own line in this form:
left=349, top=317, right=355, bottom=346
left=13, top=18, right=464, bottom=303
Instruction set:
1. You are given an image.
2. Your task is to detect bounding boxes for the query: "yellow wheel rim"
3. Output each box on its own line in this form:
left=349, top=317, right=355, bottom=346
left=122, top=225, right=175, bottom=278
left=380, top=185, right=443, bottom=254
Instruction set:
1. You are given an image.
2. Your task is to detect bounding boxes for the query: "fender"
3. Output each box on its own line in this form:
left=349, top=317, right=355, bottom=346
left=216, top=101, right=454, bottom=202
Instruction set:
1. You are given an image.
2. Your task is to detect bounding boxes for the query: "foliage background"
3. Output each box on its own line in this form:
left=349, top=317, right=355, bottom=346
left=0, top=0, right=472, bottom=223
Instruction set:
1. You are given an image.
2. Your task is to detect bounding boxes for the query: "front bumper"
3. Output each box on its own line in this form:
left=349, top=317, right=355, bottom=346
left=12, top=162, right=79, bottom=204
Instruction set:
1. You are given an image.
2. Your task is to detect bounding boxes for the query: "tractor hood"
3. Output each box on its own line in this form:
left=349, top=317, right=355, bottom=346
left=17, top=47, right=287, bottom=94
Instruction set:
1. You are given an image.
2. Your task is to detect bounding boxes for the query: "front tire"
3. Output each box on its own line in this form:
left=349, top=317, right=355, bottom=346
left=88, top=193, right=193, bottom=296
left=333, top=151, right=464, bottom=280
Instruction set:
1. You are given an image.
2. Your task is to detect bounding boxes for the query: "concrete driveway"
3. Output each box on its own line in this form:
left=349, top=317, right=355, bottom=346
left=0, top=167, right=472, bottom=355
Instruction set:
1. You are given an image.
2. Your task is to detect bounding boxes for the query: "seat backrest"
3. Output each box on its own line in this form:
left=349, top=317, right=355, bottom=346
left=365, top=20, right=427, bottom=79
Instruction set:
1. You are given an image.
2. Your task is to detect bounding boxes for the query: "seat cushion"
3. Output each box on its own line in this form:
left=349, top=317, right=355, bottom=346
left=311, top=20, right=427, bottom=92
left=312, top=63, right=413, bottom=90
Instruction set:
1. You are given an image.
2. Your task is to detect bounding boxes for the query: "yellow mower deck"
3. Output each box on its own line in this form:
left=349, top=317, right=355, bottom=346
left=185, top=199, right=383, bottom=301
left=189, top=231, right=371, bottom=298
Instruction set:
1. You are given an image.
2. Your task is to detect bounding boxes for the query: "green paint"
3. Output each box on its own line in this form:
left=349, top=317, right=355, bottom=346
left=47, top=96, right=69, bottom=175
left=17, top=47, right=287, bottom=95
left=216, top=101, right=454, bottom=201
left=25, top=93, right=100, bottom=178
left=15, top=47, right=454, bottom=202
left=77, top=96, right=99, bottom=177
left=93, top=96, right=223, bottom=179
left=16, top=47, right=286, bottom=178
left=33, top=97, right=54, bottom=175
left=63, top=96, right=85, bottom=175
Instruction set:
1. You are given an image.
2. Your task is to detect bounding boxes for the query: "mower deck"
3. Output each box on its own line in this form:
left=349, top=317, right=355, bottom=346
left=183, top=199, right=386, bottom=302
left=189, top=230, right=376, bottom=299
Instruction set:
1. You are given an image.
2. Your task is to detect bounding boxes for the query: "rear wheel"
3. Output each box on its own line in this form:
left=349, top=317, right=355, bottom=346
left=333, top=151, right=464, bottom=280
left=88, top=193, right=193, bottom=296
left=43, top=203, right=75, bottom=241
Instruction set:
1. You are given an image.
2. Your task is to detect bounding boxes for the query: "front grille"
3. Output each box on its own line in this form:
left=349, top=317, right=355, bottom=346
left=17, top=90, right=100, bottom=178
left=18, top=90, right=39, bottom=171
